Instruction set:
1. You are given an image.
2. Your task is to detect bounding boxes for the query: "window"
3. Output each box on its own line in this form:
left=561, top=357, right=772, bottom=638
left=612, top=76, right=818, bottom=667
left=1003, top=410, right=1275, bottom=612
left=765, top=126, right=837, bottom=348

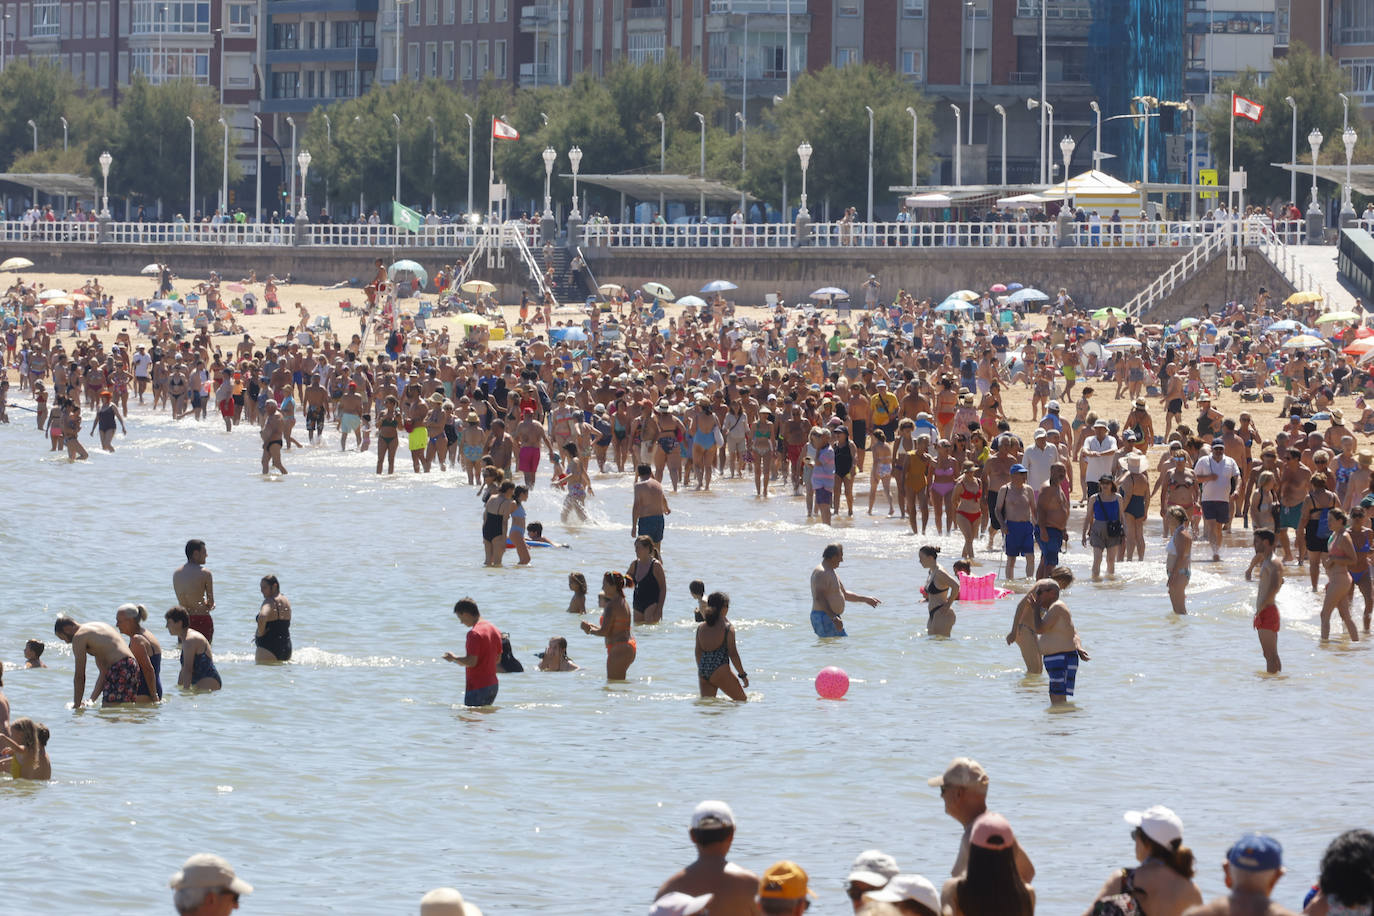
left=305, top=69, right=316, bottom=98
left=495, top=0, right=507, bottom=21
left=99, top=50, right=110, bottom=88
left=834, top=46, right=858, bottom=66
left=1185, top=9, right=1274, bottom=34
left=408, top=41, right=420, bottom=79
left=1342, top=1, right=1374, bottom=44
left=426, top=41, right=437, bottom=76
left=573, top=47, right=581, bottom=72
left=132, top=46, right=210, bottom=82
left=33, top=0, right=59, bottom=36
left=410, top=0, right=421, bottom=24
left=227, top=2, right=253, bottom=34
left=494, top=39, right=506, bottom=77
left=361, top=21, right=375, bottom=46
left=443, top=41, right=455, bottom=79
left=902, top=0, right=923, bottom=16
left=333, top=69, right=354, bottom=97
left=627, top=31, right=664, bottom=64
left=361, top=68, right=374, bottom=92
left=837, top=0, right=858, bottom=17
left=478, top=0, right=488, bottom=22
left=131, top=1, right=210, bottom=34
left=1346, top=58, right=1374, bottom=102
left=462, top=0, right=472, bottom=22
left=333, top=21, right=353, bottom=47
left=460, top=40, right=472, bottom=79
left=427, top=0, right=437, bottom=24
left=575, top=0, right=582, bottom=24
left=593, top=47, right=602, bottom=73
left=304, top=21, right=315, bottom=49
left=271, top=23, right=298, bottom=49
left=271, top=70, right=299, bottom=98
left=901, top=48, right=922, bottom=78
left=477, top=39, right=488, bottom=75
left=444, top=0, right=455, bottom=23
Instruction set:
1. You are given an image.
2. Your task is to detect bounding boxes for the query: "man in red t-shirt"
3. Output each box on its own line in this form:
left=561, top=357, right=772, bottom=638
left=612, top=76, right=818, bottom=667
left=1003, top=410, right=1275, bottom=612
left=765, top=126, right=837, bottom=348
left=444, top=598, right=503, bottom=707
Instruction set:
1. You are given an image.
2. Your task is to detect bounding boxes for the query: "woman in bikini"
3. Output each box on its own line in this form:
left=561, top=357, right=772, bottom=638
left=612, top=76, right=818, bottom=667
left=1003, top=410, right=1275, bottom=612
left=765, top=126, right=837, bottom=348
left=752, top=407, right=777, bottom=497
left=953, top=461, right=983, bottom=560
left=919, top=545, right=961, bottom=637
left=1164, top=505, right=1194, bottom=614
left=1348, top=506, right=1373, bottom=634
left=580, top=571, right=636, bottom=680
left=694, top=591, right=748, bottom=701
left=1152, top=448, right=1199, bottom=539
left=905, top=434, right=933, bottom=535
left=507, top=486, right=532, bottom=566
left=891, top=418, right=916, bottom=519
left=867, top=428, right=895, bottom=516
left=374, top=395, right=401, bottom=475
left=1321, top=507, right=1361, bottom=641
left=978, top=382, right=1005, bottom=439
left=929, top=439, right=959, bottom=535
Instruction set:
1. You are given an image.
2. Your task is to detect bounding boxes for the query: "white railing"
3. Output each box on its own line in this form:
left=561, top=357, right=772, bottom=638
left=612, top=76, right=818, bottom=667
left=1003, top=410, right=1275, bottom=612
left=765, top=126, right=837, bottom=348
left=1124, top=226, right=1229, bottom=318
left=0, top=220, right=101, bottom=243
left=103, top=221, right=297, bottom=246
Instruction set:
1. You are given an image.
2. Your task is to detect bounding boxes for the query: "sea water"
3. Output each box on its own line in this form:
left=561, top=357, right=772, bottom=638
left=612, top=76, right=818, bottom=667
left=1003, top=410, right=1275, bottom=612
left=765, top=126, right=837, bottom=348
left=2, top=405, right=1372, bottom=914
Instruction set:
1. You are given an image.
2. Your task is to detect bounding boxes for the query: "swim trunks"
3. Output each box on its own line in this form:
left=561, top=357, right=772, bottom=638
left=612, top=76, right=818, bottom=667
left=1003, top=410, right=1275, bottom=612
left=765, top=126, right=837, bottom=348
left=1202, top=500, right=1230, bottom=523
left=1253, top=604, right=1280, bottom=632
left=1277, top=504, right=1302, bottom=531
left=464, top=683, right=499, bottom=707
left=1004, top=519, right=1036, bottom=557
left=986, top=491, right=1001, bottom=531
left=1036, top=526, right=1065, bottom=567
left=188, top=613, right=215, bottom=645
left=340, top=412, right=361, bottom=435
left=1043, top=650, right=1079, bottom=697
left=810, top=610, right=846, bottom=638
left=518, top=446, right=541, bottom=473
left=408, top=426, right=428, bottom=451
left=815, top=486, right=832, bottom=505
left=1167, top=398, right=1182, bottom=415
left=636, top=513, right=665, bottom=542
left=102, top=656, right=141, bottom=704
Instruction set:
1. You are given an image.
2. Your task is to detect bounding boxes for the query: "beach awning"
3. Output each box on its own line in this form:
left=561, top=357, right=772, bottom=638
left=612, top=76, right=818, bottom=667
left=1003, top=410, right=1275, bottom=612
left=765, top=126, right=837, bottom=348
left=996, top=192, right=1055, bottom=207
left=1272, top=163, right=1374, bottom=197
left=562, top=173, right=755, bottom=203
left=906, top=192, right=952, bottom=207
left=0, top=172, right=99, bottom=197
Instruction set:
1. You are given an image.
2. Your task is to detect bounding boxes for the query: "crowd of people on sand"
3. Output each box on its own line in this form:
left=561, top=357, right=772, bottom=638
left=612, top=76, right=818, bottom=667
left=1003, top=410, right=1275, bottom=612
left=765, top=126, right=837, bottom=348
left=47, top=760, right=1374, bottom=914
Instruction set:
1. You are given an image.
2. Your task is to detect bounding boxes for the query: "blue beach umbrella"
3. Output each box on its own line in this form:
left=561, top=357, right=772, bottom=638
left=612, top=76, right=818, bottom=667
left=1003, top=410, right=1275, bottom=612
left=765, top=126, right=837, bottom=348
left=700, top=280, right=738, bottom=293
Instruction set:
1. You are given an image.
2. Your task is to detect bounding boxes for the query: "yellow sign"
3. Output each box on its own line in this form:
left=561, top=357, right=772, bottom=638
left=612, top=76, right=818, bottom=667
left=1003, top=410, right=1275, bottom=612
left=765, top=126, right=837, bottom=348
left=1199, top=168, right=1218, bottom=199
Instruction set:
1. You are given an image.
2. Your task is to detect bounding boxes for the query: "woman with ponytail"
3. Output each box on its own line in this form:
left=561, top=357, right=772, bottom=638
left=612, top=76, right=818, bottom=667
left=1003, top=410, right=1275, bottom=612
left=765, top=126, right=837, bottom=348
left=694, top=591, right=748, bottom=701
left=581, top=570, right=636, bottom=680
left=1086, top=805, right=1202, bottom=916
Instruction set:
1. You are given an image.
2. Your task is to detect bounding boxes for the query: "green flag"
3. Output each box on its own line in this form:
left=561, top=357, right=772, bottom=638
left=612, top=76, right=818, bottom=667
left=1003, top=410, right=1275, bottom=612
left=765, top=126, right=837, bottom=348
left=393, top=201, right=422, bottom=233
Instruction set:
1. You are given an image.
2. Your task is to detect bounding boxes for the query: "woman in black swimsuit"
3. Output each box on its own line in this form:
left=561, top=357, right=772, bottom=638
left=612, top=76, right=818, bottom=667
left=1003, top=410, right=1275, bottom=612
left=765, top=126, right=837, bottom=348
left=626, top=535, right=666, bottom=623
left=254, top=574, right=293, bottom=663
left=694, top=591, right=747, bottom=701
left=483, top=481, right=515, bottom=567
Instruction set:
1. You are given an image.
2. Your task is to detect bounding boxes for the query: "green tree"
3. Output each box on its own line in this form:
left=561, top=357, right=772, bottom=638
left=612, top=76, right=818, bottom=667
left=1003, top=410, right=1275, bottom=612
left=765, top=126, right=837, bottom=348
left=0, top=62, right=81, bottom=169
left=1200, top=42, right=1364, bottom=204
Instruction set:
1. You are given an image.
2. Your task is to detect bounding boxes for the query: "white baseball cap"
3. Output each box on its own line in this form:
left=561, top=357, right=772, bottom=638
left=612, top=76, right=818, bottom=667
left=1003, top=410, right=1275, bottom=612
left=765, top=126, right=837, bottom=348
left=420, top=887, right=484, bottom=916
left=690, top=800, right=735, bottom=830
left=1124, top=805, right=1184, bottom=848
left=846, top=850, right=900, bottom=887
left=649, top=892, right=713, bottom=916
left=866, top=874, right=941, bottom=912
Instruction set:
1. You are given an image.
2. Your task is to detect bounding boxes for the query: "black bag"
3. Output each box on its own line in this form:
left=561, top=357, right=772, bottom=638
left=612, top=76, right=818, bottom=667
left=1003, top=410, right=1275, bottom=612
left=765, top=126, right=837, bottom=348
left=1106, top=519, right=1125, bottom=539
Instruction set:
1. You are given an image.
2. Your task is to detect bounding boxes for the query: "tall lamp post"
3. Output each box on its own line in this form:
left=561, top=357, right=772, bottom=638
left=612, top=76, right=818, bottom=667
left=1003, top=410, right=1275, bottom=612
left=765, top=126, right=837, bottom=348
left=286, top=115, right=297, bottom=215
left=1343, top=124, right=1358, bottom=222
left=864, top=104, right=874, bottom=223
left=392, top=112, right=401, bottom=212
left=736, top=111, right=747, bottom=216
left=992, top=103, right=1007, bottom=186
left=427, top=115, right=437, bottom=213
left=1309, top=127, right=1323, bottom=214
left=905, top=106, right=919, bottom=190
left=965, top=0, right=975, bottom=144
left=542, top=145, right=557, bottom=218
left=951, top=104, right=962, bottom=186
left=98, top=150, right=112, bottom=218
left=297, top=149, right=311, bottom=219
left=1026, top=99, right=1043, bottom=184
left=394, top=0, right=412, bottom=83
left=218, top=117, right=228, bottom=215
left=773, top=96, right=787, bottom=219
left=59, top=115, right=68, bottom=213
left=1059, top=134, right=1076, bottom=208
left=1089, top=100, right=1101, bottom=169
left=463, top=113, right=474, bottom=218
left=322, top=114, right=331, bottom=215
left=253, top=114, right=262, bottom=223
left=654, top=111, right=665, bottom=217
left=1284, top=95, right=1297, bottom=206
left=568, top=145, right=583, bottom=220
left=694, top=110, right=706, bottom=220
left=26, top=118, right=35, bottom=151
left=187, top=115, right=196, bottom=220
left=797, top=140, right=812, bottom=220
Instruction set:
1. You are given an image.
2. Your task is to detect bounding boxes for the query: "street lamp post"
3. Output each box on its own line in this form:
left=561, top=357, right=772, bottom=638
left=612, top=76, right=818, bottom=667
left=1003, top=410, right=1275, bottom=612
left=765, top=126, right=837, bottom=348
left=905, top=106, right=919, bottom=190
left=542, top=145, right=556, bottom=219
left=774, top=96, right=787, bottom=219
left=59, top=115, right=68, bottom=213
left=694, top=111, right=706, bottom=220
left=392, top=113, right=401, bottom=213
left=1089, top=100, right=1101, bottom=169
left=218, top=117, right=228, bottom=215
left=1026, top=99, right=1042, bottom=184
left=187, top=115, right=196, bottom=221
left=286, top=115, right=297, bottom=215
left=394, top=0, right=412, bottom=83
left=26, top=118, right=35, bottom=151
left=1343, top=125, right=1358, bottom=223
left=322, top=114, right=331, bottom=215
left=654, top=111, right=665, bottom=217
left=1309, top=128, right=1323, bottom=213
left=568, top=145, right=583, bottom=219
left=736, top=111, right=747, bottom=216
left=253, top=115, right=262, bottom=224
left=951, top=104, right=962, bottom=186
left=297, top=150, right=311, bottom=220
left=1059, top=134, right=1076, bottom=206
left=1284, top=96, right=1297, bottom=206
left=98, top=150, right=112, bottom=218
left=965, top=0, right=975, bottom=145
left=463, top=113, right=474, bottom=218
left=864, top=104, right=874, bottom=223
left=993, top=103, right=1007, bottom=186
left=797, top=140, right=812, bottom=219
left=428, top=115, right=436, bottom=213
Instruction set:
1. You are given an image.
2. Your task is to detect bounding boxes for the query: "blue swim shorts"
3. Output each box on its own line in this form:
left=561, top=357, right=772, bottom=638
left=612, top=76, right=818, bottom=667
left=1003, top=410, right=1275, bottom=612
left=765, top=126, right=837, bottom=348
left=810, top=610, right=846, bottom=638
left=1043, top=651, right=1079, bottom=698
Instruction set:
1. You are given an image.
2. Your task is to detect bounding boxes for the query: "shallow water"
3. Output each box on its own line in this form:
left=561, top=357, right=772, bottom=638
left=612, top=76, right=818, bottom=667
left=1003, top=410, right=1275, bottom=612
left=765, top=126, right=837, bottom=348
left=2, top=401, right=1372, bottom=914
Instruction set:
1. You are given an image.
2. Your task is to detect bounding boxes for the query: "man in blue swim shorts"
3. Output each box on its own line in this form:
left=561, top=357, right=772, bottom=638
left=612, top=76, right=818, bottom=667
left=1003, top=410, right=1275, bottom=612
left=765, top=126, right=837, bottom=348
left=808, top=543, right=881, bottom=637
left=997, top=464, right=1038, bottom=580
left=1032, top=578, right=1088, bottom=706
left=1034, top=463, right=1070, bottom=577
left=631, top=464, right=671, bottom=549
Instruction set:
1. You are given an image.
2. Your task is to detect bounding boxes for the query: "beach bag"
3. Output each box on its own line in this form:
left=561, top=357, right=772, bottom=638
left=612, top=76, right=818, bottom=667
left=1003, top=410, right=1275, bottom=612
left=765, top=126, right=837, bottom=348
left=1091, top=895, right=1140, bottom=916
left=1106, top=519, right=1125, bottom=540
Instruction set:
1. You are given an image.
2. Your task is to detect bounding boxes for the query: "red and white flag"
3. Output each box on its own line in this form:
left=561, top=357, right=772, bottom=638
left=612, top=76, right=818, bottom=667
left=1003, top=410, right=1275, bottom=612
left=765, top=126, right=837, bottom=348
left=492, top=117, right=520, bottom=141
left=1232, top=95, right=1264, bottom=122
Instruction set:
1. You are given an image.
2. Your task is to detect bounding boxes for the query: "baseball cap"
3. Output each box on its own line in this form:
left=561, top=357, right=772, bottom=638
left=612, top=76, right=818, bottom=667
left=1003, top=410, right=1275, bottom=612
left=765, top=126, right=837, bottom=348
left=927, top=757, right=989, bottom=789
left=846, top=850, right=900, bottom=887
left=1227, top=834, right=1283, bottom=872
left=1212, top=437, right=1225, bottom=447
left=759, top=861, right=814, bottom=900
left=1010, top=463, right=1027, bottom=474
left=1093, top=418, right=1108, bottom=428
left=649, top=892, right=712, bottom=916
left=420, top=887, right=484, bottom=916
left=1034, top=428, right=1047, bottom=439
left=1048, top=400, right=1061, bottom=410
left=690, top=800, right=735, bottom=830
left=168, top=853, right=253, bottom=895
left=970, top=812, right=1016, bottom=850
left=866, top=874, right=940, bottom=912
left=1124, top=805, right=1184, bottom=848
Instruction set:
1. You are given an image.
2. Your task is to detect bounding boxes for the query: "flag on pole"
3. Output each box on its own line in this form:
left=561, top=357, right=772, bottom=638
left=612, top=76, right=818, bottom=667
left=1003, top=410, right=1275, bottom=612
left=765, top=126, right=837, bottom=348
left=492, top=117, right=520, bottom=141
left=1232, top=95, right=1264, bottom=122
left=392, top=200, right=423, bottom=233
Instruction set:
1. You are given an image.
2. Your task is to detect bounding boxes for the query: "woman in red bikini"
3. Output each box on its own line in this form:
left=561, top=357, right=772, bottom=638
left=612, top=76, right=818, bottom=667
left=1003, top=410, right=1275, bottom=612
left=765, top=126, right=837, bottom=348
left=581, top=571, right=636, bottom=680
left=953, top=461, right=984, bottom=561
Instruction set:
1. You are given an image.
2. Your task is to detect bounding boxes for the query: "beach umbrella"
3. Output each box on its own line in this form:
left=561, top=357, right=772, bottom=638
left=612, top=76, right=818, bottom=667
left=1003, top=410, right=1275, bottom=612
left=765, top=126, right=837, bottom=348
left=1356, top=326, right=1374, bottom=339
left=452, top=313, right=491, bottom=327
left=1092, top=307, right=1129, bottom=320
left=460, top=279, right=496, bottom=295
left=949, top=289, right=980, bottom=301
left=677, top=295, right=708, bottom=307
left=642, top=281, right=674, bottom=300
left=1105, top=336, right=1143, bottom=349
left=70, top=293, right=92, bottom=303
left=1343, top=339, right=1374, bottom=356
left=1176, top=317, right=1202, bottom=329
left=1007, top=282, right=1024, bottom=291
left=557, top=327, right=589, bottom=342
left=810, top=287, right=849, bottom=300
left=140, top=263, right=161, bottom=275
left=38, top=289, right=68, bottom=301
left=44, top=297, right=74, bottom=307
left=1284, top=290, right=1324, bottom=306
left=0, top=256, right=33, bottom=271
left=598, top=283, right=624, bottom=297
left=1009, top=288, right=1049, bottom=303
left=1266, top=319, right=1308, bottom=332
left=989, top=283, right=1008, bottom=293
left=1282, top=334, right=1329, bottom=349
left=935, top=300, right=975, bottom=313
left=1315, top=311, right=1361, bottom=324
left=700, top=280, right=738, bottom=293
left=388, top=259, right=428, bottom=289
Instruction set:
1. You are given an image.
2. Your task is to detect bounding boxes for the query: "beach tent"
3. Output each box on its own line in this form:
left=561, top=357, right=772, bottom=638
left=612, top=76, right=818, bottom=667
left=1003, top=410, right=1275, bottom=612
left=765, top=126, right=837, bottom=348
left=1037, top=169, right=1142, bottom=220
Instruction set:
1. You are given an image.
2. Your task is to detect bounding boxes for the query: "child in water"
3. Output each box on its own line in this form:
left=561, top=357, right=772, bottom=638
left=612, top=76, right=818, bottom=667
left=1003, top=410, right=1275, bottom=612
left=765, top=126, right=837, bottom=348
left=23, top=639, right=46, bottom=669
left=567, top=573, right=587, bottom=614
left=0, top=717, right=52, bottom=780
left=689, top=579, right=707, bottom=622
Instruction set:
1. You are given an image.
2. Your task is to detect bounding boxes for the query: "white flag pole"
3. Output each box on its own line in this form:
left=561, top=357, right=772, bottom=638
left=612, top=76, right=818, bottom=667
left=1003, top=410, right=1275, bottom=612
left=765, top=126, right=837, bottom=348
left=1228, top=92, right=1235, bottom=217
left=489, top=117, right=496, bottom=224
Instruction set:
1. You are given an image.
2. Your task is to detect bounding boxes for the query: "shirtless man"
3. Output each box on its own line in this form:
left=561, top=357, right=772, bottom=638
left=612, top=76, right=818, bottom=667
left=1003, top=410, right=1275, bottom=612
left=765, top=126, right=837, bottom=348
left=809, top=543, right=881, bottom=637
left=1161, top=365, right=1185, bottom=438
left=302, top=374, right=328, bottom=444
left=54, top=615, right=157, bottom=707
left=1276, top=449, right=1311, bottom=563
left=260, top=398, right=287, bottom=475
left=982, top=438, right=1016, bottom=551
left=1032, top=578, right=1088, bottom=706
left=655, top=801, right=760, bottom=916
left=514, top=407, right=556, bottom=487
left=848, top=383, right=872, bottom=472
left=631, top=463, right=672, bottom=551
left=1245, top=528, right=1285, bottom=674
left=337, top=382, right=365, bottom=451
left=1035, top=464, right=1071, bottom=577
left=997, top=464, right=1038, bottom=580
left=783, top=405, right=810, bottom=493
left=174, top=539, right=217, bottom=644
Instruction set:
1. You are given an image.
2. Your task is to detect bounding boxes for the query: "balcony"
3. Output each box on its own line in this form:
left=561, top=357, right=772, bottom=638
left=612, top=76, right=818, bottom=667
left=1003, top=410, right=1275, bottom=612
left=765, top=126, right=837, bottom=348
left=1015, top=0, right=1091, bottom=18
left=626, top=3, right=665, bottom=18
left=519, top=3, right=566, bottom=30
left=518, top=61, right=554, bottom=85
